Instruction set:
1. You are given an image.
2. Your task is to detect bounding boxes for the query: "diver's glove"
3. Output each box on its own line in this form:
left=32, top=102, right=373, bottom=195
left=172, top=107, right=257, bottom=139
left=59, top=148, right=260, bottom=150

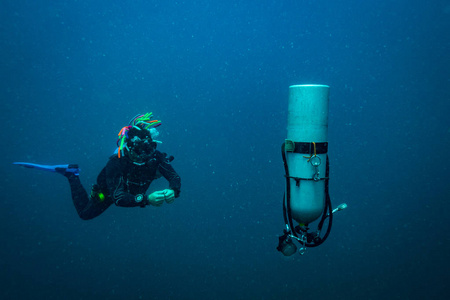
left=147, top=189, right=175, bottom=206
left=147, top=191, right=164, bottom=207
left=162, top=189, right=175, bottom=204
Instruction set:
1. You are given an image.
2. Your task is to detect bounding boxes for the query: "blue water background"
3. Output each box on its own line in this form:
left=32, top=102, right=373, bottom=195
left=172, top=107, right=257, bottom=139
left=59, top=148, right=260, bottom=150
left=1, top=0, right=449, bottom=299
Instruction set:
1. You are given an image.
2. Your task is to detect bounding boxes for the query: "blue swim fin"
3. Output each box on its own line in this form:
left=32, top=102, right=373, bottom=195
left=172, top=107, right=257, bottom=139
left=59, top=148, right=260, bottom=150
left=13, top=162, right=80, bottom=176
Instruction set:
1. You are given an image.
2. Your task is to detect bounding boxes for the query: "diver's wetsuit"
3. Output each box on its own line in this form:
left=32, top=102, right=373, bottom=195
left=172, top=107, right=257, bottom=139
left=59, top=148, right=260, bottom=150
left=66, top=150, right=181, bottom=220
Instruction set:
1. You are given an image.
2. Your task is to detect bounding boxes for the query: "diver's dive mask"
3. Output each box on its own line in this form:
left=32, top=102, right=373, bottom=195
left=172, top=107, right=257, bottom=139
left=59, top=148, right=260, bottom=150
left=116, top=113, right=162, bottom=163
left=126, top=129, right=156, bottom=165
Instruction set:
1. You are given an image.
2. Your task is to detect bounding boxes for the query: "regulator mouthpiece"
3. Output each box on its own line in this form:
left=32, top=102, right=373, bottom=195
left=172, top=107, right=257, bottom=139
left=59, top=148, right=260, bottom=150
left=332, top=203, right=348, bottom=214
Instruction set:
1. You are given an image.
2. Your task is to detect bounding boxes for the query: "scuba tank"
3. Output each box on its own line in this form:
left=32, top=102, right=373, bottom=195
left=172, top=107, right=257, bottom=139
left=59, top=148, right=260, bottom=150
left=277, top=85, right=347, bottom=256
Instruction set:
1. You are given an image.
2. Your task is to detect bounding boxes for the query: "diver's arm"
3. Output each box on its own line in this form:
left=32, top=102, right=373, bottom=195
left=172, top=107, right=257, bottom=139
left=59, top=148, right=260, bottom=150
left=157, top=155, right=181, bottom=198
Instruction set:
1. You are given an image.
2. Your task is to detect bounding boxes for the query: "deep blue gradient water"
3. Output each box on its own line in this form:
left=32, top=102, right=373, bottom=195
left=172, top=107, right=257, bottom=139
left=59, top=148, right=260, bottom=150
left=1, top=1, right=449, bottom=299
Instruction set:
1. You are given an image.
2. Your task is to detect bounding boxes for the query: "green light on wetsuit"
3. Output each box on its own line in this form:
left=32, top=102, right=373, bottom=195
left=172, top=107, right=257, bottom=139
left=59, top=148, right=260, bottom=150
left=98, top=193, right=105, bottom=202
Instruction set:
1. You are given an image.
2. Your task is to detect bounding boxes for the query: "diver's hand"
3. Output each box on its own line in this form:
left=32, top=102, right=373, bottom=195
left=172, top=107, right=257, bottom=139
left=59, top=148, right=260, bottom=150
left=148, top=190, right=175, bottom=206
left=147, top=191, right=165, bottom=207
left=162, top=189, right=175, bottom=204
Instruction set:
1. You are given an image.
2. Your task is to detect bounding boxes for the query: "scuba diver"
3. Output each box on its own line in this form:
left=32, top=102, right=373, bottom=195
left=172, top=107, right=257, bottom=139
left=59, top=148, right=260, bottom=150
left=14, top=113, right=181, bottom=220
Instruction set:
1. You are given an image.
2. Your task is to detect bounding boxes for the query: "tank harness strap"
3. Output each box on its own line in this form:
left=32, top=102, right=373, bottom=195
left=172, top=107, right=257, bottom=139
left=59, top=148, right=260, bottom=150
left=284, top=140, right=328, bottom=154
left=285, top=175, right=329, bottom=186
left=284, top=140, right=329, bottom=186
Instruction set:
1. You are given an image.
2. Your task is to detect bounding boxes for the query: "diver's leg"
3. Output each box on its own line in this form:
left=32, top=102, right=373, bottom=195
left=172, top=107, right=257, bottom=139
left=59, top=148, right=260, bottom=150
left=77, top=197, right=112, bottom=220
left=66, top=174, right=91, bottom=218
left=65, top=174, right=112, bottom=220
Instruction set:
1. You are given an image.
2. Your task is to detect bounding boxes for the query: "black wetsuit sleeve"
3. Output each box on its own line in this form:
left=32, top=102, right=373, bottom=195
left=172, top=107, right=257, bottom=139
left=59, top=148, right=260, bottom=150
left=105, top=157, right=147, bottom=207
left=158, top=156, right=181, bottom=198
